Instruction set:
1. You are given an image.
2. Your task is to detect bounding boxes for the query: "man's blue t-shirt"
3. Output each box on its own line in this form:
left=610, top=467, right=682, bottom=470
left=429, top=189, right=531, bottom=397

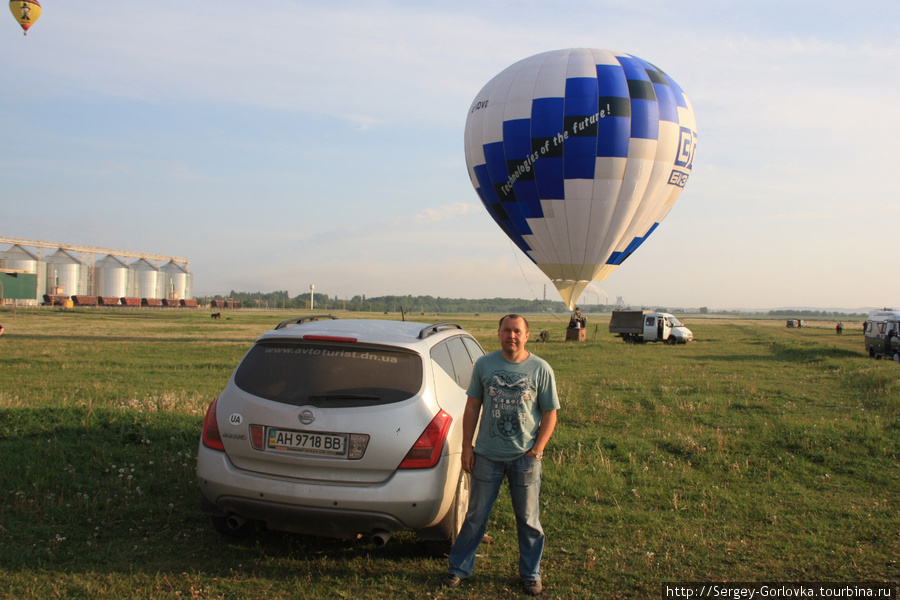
left=466, top=350, right=560, bottom=461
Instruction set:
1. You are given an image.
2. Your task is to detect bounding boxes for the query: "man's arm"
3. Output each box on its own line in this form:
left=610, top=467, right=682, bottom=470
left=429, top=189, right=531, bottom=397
left=526, top=409, right=558, bottom=460
left=459, top=395, right=482, bottom=473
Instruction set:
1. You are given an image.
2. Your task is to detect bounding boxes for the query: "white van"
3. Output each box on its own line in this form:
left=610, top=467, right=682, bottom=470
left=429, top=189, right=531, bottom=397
left=863, top=309, right=900, bottom=361
left=608, top=310, right=693, bottom=344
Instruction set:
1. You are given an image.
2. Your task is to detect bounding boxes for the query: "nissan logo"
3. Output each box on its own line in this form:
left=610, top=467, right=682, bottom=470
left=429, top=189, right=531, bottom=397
left=299, top=410, right=315, bottom=425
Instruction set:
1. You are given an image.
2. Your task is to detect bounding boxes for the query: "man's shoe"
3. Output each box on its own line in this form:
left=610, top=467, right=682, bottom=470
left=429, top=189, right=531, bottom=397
left=442, top=573, right=462, bottom=588
left=523, top=579, right=543, bottom=596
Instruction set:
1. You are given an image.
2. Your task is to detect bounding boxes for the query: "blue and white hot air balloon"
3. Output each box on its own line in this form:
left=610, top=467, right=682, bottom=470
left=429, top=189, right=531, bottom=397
left=465, top=48, right=697, bottom=310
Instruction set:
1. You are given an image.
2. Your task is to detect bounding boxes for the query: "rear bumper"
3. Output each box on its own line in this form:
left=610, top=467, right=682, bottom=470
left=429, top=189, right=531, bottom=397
left=196, top=442, right=459, bottom=539
left=203, top=493, right=409, bottom=538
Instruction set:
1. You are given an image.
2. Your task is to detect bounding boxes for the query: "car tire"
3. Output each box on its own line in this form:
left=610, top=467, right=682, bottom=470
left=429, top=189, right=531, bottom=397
left=665, top=336, right=676, bottom=345
left=446, top=470, right=471, bottom=544
left=421, top=469, right=470, bottom=555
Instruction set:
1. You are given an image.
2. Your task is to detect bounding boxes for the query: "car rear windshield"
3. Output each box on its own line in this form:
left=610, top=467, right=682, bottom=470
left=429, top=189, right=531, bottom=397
left=233, top=340, right=423, bottom=407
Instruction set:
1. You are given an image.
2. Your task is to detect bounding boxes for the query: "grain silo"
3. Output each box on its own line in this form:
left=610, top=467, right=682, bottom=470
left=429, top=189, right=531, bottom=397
left=160, top=260, right=192, bottom=300
left=130, top=258, right=160, bottom=299
left=1, top=236, right=191, bottom=305
left=44, top=249, right=85, bottom=296
left=0, top=244, right=40, bottom=273
left=0, top=244, right=44, bottom=304
left=95, top=254, right=131, bottom=298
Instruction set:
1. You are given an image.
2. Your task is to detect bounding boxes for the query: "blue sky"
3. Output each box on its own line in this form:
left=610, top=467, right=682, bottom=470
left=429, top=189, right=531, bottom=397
left=2, top=1, right=898, bottom=310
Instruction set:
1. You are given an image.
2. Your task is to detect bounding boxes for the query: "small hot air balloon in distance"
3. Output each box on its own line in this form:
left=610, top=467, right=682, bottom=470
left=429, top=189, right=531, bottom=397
left=464, top=48, right=698, bottom=310
left=9, top=0, right=41, bottom=35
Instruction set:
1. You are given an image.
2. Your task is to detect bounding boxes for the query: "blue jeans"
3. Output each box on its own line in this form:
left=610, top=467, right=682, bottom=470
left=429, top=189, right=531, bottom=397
left=447, top=453, right=544, bottom=581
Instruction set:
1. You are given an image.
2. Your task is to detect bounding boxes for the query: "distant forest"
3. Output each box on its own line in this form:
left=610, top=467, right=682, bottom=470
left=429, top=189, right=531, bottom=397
left=203, top=290, right=868, bottom=318
left=210, top=290, right=570, bottom=314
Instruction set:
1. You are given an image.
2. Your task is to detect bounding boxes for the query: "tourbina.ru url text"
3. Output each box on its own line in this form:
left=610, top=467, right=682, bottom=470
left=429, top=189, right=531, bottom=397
left=662, top=583, right=896, bottom=600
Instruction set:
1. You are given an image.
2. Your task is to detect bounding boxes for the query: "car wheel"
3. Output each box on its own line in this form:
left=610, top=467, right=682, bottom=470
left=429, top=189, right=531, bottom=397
left=421, top=469, right=470, bottom=556
left=665, top=336, right=676, bottom=345
left=447, top=470, right=470, bottom=543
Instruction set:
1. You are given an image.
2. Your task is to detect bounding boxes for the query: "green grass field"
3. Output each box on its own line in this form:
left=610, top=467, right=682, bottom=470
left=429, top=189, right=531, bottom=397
left=0, top=308, right=897, bottom=599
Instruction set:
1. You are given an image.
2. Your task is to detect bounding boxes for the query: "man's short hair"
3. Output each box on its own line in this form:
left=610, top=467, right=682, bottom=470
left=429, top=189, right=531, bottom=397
left=499, top=314, right=530, bottom=331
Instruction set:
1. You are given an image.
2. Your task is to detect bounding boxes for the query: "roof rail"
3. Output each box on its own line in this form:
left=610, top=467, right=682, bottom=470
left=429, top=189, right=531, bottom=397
left=274, top=315, right=338, bottom=330
left=417, top=322, right=463, bottom=339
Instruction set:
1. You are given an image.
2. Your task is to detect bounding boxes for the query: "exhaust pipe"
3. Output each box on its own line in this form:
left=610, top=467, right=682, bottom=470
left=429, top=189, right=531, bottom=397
left=371, top=530, right=391, bottom=547
left=225, top=514, right=247, bottom=530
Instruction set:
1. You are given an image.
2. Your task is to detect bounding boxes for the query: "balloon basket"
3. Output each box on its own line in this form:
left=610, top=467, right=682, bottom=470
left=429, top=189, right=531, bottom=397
left=566, top=327, right=586, bottom=342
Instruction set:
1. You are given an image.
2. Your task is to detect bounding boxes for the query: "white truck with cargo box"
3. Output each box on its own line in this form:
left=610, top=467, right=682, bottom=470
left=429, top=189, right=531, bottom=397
left=609, top=310, right=693, bottom=344
left=863, top=308, right=900, bottom=361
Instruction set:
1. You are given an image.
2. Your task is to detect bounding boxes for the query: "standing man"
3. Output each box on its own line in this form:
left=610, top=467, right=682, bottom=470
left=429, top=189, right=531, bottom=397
left=443, top=314, right=560, bottom=596
left=568, top=307, right=586, bottom=329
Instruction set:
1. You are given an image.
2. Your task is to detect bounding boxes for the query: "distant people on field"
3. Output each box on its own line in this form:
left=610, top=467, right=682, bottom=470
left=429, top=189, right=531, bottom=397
left=0, top=323, right=4, bottom=336
left=836, top=322, right=843, bottom=335
left=568, top=307, right=586, bottom=330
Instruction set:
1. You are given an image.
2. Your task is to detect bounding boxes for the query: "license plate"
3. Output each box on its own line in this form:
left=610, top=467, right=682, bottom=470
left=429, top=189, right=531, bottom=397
left=267, top=429, right=348, bottom=457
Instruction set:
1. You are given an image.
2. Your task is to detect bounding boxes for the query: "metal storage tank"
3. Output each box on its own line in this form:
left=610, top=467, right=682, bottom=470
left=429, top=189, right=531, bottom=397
left=0, top=244, right=44, bottom=305
left=44, top=249, right=85, bottom=296
left=160, top=260, right=191, bottom=300
left=95, top=255, right=130, bottom=298
left=184, top=271, right=194, bottom=300
left=131, top=258, right=160, bottom=299
left=0, top=244, right=40, bottom=273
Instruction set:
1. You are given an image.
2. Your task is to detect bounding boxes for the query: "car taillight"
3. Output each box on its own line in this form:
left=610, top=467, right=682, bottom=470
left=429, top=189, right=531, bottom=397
left=398, top=410, right=452, bottom=469
left=201, top=397, right=225, bottom=452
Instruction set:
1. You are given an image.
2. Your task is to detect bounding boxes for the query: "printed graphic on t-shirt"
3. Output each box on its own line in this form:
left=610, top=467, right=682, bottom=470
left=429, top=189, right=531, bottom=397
left=486, top=370, right=534, bottom=440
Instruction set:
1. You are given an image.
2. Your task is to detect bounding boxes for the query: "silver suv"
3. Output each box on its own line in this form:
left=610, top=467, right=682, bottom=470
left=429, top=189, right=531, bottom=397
left=196, top=316, right=485, bottom=549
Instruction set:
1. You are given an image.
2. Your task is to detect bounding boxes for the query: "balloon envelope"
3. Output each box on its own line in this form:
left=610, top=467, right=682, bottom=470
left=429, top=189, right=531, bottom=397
left=464, top=48, right=697, bottom=309
left=9, top=0, right=40, bottom=34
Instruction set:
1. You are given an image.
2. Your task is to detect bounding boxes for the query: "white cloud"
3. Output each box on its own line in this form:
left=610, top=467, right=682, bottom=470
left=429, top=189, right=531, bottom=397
left=402, top=202, right=479, bottom=225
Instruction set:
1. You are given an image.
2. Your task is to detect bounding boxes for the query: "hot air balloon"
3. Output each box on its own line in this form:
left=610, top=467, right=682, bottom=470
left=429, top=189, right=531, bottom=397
left=9, top=0, right=40, bottom=35
left=464, top=48, right=697, bottom=310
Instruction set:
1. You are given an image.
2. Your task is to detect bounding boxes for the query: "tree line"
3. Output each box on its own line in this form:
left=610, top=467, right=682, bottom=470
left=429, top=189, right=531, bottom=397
left=766, top=309, right=867, bottom=318
left=202, top=291, right=869, bottom=318
left=207, top=291, right=576, bottom=314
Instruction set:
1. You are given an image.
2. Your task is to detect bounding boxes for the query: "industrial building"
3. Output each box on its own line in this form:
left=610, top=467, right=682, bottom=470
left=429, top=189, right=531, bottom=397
left=0, top=236, right=193, bottom=307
